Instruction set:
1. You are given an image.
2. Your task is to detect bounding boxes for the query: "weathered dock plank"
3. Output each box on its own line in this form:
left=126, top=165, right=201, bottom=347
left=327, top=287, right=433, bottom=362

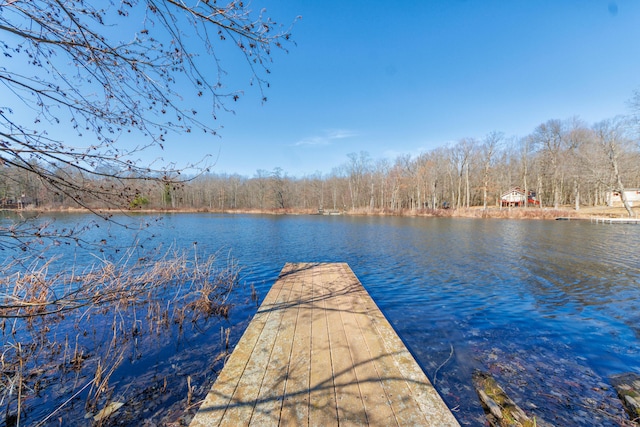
left=307, top=265, right=337, bottom=425
left=190, top=262, right=459, bottom=426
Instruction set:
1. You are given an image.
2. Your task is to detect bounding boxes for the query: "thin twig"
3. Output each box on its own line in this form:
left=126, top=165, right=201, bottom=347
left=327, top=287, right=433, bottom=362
left=34, top=379, right=94, bottom=427
left=433, top=344, right=454, bottom=386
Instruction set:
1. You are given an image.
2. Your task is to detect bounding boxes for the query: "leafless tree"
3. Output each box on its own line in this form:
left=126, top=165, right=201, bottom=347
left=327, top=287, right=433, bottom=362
left=450, top=138, right=476, bottom=209
left=562, top=121, right=592, bottom=210
left=345, top=151, right=372, bottom=210
left=1, top=0, right=293, bottom=238
left=533, top=119, right=566, bottom=208
left=481, top=131, right=503, bottom=210
left=517, top=135, right=536, bottom=207
left=0, top=4, right=294, bottom=422
left=594, top=116, right=636, bottom=217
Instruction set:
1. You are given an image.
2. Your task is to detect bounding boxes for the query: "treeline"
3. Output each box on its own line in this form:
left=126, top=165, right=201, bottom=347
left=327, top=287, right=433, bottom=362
left=2, top=116, right=640, bottom=213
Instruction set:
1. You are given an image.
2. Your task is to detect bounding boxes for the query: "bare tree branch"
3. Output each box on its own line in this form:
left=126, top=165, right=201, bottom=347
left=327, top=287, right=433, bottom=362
left=0, top=0, right=293, bottom=216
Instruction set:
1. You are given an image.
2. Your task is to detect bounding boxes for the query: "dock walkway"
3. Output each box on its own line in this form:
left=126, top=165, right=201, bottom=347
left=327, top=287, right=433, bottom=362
left=190, top=262, right=459, bottom=426
left=556, top=217, right=640, bottom=224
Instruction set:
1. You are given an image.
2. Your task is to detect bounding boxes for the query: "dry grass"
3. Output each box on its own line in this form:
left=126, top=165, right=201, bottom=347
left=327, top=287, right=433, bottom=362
left=575, top=205, right=637, bottom=218
left=19, top=204, right=637, bottom=220
left=21, top=204, right=637, bottom=223
left=346, top=206, right=583, bottom=220
left=448, top=207, right=580, bottom=220
left=336, top=204, right=639, bottom=220
left=0, top=246, right=239, bottom=426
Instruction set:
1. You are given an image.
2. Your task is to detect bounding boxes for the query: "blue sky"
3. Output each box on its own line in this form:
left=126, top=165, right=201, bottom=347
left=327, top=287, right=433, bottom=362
left=6, top=1, right=640, bottom=178
left=183, top=0, right=640, bottom=177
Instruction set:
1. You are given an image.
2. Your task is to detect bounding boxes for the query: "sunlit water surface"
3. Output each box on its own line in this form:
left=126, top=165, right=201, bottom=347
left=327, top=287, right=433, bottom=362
left=4, top=213, right=640, bottom=425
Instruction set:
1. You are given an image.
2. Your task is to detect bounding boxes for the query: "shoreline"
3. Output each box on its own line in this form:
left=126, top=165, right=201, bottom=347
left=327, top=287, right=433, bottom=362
left=3, top=205, right=635, bottom=220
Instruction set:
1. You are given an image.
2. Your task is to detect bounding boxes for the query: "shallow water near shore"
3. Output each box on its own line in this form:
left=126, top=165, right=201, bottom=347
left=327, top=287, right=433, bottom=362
left=4, top=213, right=640, bottom=425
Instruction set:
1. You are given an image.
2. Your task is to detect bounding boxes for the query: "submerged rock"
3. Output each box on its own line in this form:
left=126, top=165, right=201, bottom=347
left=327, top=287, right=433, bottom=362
left=610, top=372, right=640, bottom=422
left=93, top=401, right=124, bottom=422
left=472, top=370, right=553, bottom=427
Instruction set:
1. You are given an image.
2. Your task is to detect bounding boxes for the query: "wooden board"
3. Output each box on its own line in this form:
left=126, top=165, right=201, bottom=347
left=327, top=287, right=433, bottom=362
left=190, top=262, right=459, bottom=426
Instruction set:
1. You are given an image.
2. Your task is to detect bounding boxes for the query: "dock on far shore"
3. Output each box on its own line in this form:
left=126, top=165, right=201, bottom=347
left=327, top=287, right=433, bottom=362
left=556, top=216, right=640, bottom=224
left=190, top=262, right=460, bottom=426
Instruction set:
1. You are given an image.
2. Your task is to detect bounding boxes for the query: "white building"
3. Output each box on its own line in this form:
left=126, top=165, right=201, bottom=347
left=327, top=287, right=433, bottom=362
left=606, top=189, right=640, bottom=207
left=500, top=187, right=539, bottom=207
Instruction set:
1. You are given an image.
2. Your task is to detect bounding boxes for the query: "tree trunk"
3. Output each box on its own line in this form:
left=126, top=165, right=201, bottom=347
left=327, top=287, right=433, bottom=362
left=609, top=137, right=635, bottom=217
left=574, top=178, right=580, bottom=211
left=465, top=163, right=470, bottom=208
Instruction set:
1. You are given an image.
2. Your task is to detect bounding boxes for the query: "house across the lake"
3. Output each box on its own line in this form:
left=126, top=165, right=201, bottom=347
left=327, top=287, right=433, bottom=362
left=0, top=195, right=37, bottom=209
left=501, top=187, right=539, bottom=207
left=606, top=189, right=640, bottom=207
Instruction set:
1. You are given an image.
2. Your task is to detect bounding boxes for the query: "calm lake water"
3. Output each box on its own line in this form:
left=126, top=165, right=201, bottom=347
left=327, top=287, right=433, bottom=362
left=5, top=213, right=640, bottom=425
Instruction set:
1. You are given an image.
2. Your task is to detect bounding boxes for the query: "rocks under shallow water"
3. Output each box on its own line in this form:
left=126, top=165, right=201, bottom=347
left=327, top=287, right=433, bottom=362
left=472, top=370, right=554, bottom=427
left=92, top=401, right=124, bottom=422
left=475, top=338, right=636, bottom=425
left=610, top=372, right=640, bottom=422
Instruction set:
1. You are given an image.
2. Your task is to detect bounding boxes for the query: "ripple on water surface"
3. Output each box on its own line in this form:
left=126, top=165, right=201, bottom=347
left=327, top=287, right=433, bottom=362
left=6, top=214, right=639, bottom=425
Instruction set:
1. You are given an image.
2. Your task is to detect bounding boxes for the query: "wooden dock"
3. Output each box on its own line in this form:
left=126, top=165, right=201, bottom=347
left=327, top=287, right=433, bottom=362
left=190, top=262, right=459, bottom=426
left=590, top=217, right=640, bottom=224
left=556, top=217, right=640, bottom=224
